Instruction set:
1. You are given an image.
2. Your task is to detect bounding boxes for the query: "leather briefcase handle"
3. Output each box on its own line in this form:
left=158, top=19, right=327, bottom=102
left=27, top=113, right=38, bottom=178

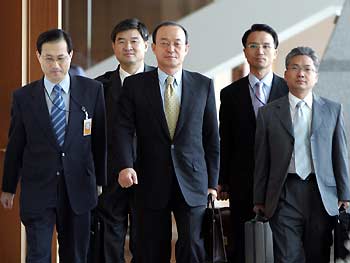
left=207, top=193, right=214, bottom=208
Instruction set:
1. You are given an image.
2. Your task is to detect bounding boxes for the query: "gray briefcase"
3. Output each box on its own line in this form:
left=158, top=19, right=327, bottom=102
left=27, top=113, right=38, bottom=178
left=244, top=214, right=273, bottom=263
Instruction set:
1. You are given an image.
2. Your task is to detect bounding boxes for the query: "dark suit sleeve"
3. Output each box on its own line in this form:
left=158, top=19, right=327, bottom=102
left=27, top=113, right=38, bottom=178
left=2, top=93, right=26, bottom=193
left=332, top=104, right=350, bottom=201
left=203, top=79, right=220, bottom=189
left=218, top=88, right=232, bottom=188
left=114, top=78, right=136, bottom=174
left=253, top=108, right=270, bottom=205
left=91, top=83, right=107, bottom=186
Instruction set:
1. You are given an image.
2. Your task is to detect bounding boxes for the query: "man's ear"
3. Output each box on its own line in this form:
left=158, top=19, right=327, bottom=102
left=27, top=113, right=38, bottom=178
left=36, top=51, right=41, bottom=62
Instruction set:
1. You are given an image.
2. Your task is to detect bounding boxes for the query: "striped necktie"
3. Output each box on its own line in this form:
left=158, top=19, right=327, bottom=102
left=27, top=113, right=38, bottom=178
left=51, top=85, right=66, bottom=146
left=254, top=81, right=265, bottom=116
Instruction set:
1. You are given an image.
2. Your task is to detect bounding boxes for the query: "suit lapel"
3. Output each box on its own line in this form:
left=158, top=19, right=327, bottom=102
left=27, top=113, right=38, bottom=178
left=110, top=66, right=123, bottom=102
left=63, top=75, right=85, bottom=148
left=240, top=76, right=256, bottom=121
left=311, top=94, right=325, bottom=136
left=113, top=64, right=152, bottom=100
left=145, top=70, right=171, bottom=139
left=268, top=74, right=286, bottom=102
left=275, top=96, right=294, bottom=138
left=29, top=79, right=60, bottom=150
left=173, top=70, right=195, bottom=138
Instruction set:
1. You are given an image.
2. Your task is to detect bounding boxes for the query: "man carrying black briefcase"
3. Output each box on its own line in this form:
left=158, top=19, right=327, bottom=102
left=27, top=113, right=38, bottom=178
left=202, top=194, right=229, bottom=263
left=334, top=205, right=350, bottom=261
left=87, top=208, right=105, bottom=263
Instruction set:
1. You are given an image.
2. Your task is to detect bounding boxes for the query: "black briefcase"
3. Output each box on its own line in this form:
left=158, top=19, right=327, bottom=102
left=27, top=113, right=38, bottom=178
left=202, top=194, right=228, bottom=263
left=334, top=206, right=350, bottom=261
left=87, top=208, right=104, bottom=263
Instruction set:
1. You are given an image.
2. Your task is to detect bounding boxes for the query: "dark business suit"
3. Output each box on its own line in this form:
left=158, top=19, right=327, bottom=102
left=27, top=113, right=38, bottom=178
left=95, top=64, right=154, bottom=263
left=2, top=75, right=107, bottom=262
left=254, top=94, right=350, bottom=262
left=219, top=74, right=288, bottom=262
left=115, top=69, right=220, bottom=263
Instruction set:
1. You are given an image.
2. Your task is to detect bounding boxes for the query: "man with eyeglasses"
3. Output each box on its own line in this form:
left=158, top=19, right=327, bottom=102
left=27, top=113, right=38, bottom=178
left=115, top=21, right=219, bottom=263
left=218, top=23, right=288, bottom=262
left=253, top=46, right=350, bottom=262
left=95, top=18, right=154, bottom=263
left=0, top=29, right=107, bottom=262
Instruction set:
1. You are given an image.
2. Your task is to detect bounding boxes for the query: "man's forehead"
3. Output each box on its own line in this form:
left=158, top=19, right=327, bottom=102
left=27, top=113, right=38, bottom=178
left=41, top=41, right=69, bottom=53
left=117, top=29, right=142, bottom=38
left=158, top=26, right=185, bottom=35
left=290, top=55, right=314, bottom=64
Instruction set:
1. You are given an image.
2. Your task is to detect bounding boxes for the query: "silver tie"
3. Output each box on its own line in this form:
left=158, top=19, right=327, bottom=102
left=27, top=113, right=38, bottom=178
left=293, top=101, right=312, bottom=179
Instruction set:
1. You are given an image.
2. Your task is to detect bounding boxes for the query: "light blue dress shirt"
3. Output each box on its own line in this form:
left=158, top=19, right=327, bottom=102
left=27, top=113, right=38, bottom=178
left=248, top=72, right=273, bottom=104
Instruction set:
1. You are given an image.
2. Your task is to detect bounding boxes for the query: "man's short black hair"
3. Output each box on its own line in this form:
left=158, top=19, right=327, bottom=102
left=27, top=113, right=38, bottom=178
left=242, top=24, right=279, bottom=48
left=36, top=29, right=73, bottom=54
left=152, top=21, right=188, bottom=44
left=110, top=18, right=149, bottom=42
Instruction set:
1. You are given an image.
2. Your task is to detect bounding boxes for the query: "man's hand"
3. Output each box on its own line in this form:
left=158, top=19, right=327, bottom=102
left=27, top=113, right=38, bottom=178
left=118, top=168, right=138, bottom=188
left=253, top=204, right=265, bottom=215
left=97, top=186, right=103, bottom=196
left=217, top=184, right=229, bottom=200
left=338, top=201, right=350, bottom=210
left=1, top=192, right=15, bottom=209
left=208, top=188, right=217, bottom=200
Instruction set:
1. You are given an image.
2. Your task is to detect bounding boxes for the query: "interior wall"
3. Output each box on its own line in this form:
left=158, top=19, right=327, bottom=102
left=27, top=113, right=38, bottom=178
left=0, top=1, right=22, bottom=262
left=275, top=15, right=336, bottom=76
left=0, top=0, right=59, bottom=262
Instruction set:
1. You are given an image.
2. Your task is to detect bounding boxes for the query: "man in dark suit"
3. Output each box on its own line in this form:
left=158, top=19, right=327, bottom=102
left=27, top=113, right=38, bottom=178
left=254, top=46, right=350, bottom=262
left=0, top=29, right=107, bottom=262
left=218, top=24, right=288, bottom=262
left=95, top=18, right=154, bottom=263
left=115, top=21, right=220, bottom=263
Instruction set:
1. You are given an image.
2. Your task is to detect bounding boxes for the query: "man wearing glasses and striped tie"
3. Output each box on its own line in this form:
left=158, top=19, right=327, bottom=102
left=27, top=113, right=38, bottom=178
left=0, top=29, right=107, bottom=263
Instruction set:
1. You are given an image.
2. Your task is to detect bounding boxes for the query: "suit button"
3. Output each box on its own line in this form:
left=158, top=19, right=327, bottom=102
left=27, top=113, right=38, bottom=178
left=56, top=171, right=60, bottom=176
left=61, top=152, right=65, bottom=157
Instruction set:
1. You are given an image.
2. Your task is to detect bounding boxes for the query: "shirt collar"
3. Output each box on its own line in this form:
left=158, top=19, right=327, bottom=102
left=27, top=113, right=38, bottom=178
left=119, top=64, right=145, bottom=80
left=288, top=91, right=313, bottom=110
left=248, top=71, right=274, bottom=88
left=44, top=73, right=70, bottom=95
left=157, top=68, right=182, bottom=86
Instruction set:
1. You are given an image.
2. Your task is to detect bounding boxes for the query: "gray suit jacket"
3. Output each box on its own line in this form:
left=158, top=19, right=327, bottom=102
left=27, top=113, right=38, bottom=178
left=254, top=94, right=350, bottom=217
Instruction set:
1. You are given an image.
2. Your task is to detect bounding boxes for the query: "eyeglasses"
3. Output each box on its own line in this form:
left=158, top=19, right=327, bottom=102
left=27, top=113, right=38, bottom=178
left=42, top=55, right=70, bottom=65
left=158, top=40, right=185, bottom=49
left=246, top=43, right=274, bottom=50
left=287, top=65, right=316, bottom=74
